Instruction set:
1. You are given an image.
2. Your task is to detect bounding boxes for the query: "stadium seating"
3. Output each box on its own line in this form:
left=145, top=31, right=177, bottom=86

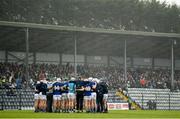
left=0, top=89, right=34, bottom=110
left=0, top=89, right=125, bottom=110
left=127, top=88, right=180, bottom=110
left=2, top=88, right=179, bottom=110
left=108, top=90, right=126, bottom=103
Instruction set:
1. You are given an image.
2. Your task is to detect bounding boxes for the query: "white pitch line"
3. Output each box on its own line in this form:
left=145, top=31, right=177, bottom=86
left=0, top=117, right=179, bottom=119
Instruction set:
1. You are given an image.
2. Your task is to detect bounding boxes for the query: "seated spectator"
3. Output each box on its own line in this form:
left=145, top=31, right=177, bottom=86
left=0, top=62, right=179, bottom=90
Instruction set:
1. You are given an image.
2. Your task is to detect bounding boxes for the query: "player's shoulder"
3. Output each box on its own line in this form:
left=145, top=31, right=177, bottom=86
left=90, top=81, right=95, bottom=84
left=53, top=82, right=60, bottom=86
left=63, top=82, right=68, bottom=85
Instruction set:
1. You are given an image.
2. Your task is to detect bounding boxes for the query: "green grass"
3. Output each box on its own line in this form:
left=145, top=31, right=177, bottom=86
left=0, top=110, right=180, bottom=119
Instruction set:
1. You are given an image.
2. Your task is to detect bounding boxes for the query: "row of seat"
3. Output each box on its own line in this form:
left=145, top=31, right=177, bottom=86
left=0, top=89, right=34, bottom=110
left=128, top=88, right=180, bottom=110
left=128, top=88, right=170, bottom=92
left=108, top=90, right=125, bottom=103
left=1, top=89, right=124, bottom=110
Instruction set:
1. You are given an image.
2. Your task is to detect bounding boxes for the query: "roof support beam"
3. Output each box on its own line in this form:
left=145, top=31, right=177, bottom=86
left=74, top=32, right=77, bottom=78
left=124, top=39, right=127, bottom=82
left=171, top=39, right=175, bottom=91
left=0, top=21, right=180, bottom=38
left=25, top=28, right=29, bottom=85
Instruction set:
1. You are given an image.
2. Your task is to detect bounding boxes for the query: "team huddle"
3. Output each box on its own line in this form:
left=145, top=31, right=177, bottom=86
left=34, top=75, right=108, bottom=113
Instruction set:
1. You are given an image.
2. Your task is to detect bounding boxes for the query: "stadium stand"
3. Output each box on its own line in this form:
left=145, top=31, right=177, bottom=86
left=0, top=1, right=180, bottom=110
left=127, top=88, right=180, bottom=110
left=1, top=62, right=180, bottom=91
left=0, top=89, right=121, bottom=110
left=116, top=89, right=141, bottom=110
left=108, top=90, right=126, bottom=103
left=0, top=89, right=34, bottom=110
left=1, top=62, right=180, bottom=110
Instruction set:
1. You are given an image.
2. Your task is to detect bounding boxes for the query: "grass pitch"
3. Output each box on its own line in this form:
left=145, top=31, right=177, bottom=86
left=0, top=110, right=180, bottom=119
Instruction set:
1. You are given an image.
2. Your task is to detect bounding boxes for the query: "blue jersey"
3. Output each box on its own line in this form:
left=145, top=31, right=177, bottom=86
left=84, top=81, right=93, bottom=96
left=62, top=82, right=69, bottom=93
left=68, top=81, right=76, bottom=93
left=53, top=82, right=63, bottom=95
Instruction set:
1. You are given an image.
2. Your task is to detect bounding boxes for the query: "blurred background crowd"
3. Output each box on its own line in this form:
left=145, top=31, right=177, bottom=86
left=1, top=62, right=180, bottom=90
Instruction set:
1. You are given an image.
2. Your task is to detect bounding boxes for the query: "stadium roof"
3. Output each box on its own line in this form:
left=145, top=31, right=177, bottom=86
left=0, top=21, right=180, bottom=58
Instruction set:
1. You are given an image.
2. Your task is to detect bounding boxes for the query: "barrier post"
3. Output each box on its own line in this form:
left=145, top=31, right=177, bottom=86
left=19, top=92, right=22, bottom=110
left=155, top=93, right=157, bottom=110
left=141, top=93, right=144, bottom=110
left=168, top=93, right=170, bottom=110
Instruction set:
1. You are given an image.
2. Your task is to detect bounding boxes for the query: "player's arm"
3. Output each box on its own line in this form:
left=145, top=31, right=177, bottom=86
left=48, top=86, right=53, bottom=90
left=60, top=86, right=64, bottom=91
left=92, top=84, right=96, bottom=91
left=61, top=85, right=68, bottom=91
left=35, top=85, right=39, bottom=93
left=44, top=84, right=49, bottom=92
left=76, top=86, right=84, bottom=91
left=48, top=83, right=54, bottom=90
left=35, top=88, right=39, bottom=93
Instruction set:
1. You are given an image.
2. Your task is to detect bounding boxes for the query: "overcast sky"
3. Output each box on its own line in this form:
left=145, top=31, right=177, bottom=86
left=157, top=0, right=180, bottom=6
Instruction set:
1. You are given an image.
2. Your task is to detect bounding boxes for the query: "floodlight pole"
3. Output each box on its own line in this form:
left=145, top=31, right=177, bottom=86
left=171, top=39, right=174, bottom=91
left=124, top=39, right=127, bottom=81
left=74, top=32, right=77, bottom=78
left=25, top=28, right=29, bottom=86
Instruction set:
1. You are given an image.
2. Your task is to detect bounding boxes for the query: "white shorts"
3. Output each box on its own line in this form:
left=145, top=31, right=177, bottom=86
left=61, top=93, right=68, bottom=100
left=103, top=94, right=108, bottom=101
left=39, top=94, right=47, bottom=100
left=91, top=92, right=97, bottom=100
left=34, top=94, right=39, bottom=100
left=84, top=96, right=92, bottom=101
left=67, top=93, right=75, bottom=100
left=53, top=95, right=62, bottom=101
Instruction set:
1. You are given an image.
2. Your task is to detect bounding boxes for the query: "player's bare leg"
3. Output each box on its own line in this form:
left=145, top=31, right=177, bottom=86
left=34, top=99, right=39, bottom=112
left=38, top=99, right=43, bottom=111
left=66, top=98, right=69, bottom=113
left=42, top=99, right=47, bottom=112
left=57, top=99, right=61, bottom=112
left=92, top=98, right=97, bottom=112
left=52, top=100, right=58, bottom=112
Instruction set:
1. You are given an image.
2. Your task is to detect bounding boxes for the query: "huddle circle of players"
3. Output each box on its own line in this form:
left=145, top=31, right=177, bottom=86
left=34, top=75, right=108, bottom=113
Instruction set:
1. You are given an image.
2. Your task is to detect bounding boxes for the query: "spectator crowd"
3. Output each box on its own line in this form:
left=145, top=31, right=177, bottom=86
left=0, top=62, right=180, bottom=91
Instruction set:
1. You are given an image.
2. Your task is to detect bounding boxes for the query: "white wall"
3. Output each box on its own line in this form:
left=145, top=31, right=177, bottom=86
left=76, top=55, right=85, bottom=64
left=36, top=53, right=59, bottom=64
left=175, top=60, right=180, bottom=69
left=110, top=56, right=123, bottom=65
left=62, top=54, right=84, bottom=65
left=110, top=56, right=131, bottom=67
left=133, top=57, right=152, bottom=66
left=0, top=51, right=180, bottom=69
left=87, top=55, right=107, bottom=65
left=155, top=58, right=170, bottom=67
